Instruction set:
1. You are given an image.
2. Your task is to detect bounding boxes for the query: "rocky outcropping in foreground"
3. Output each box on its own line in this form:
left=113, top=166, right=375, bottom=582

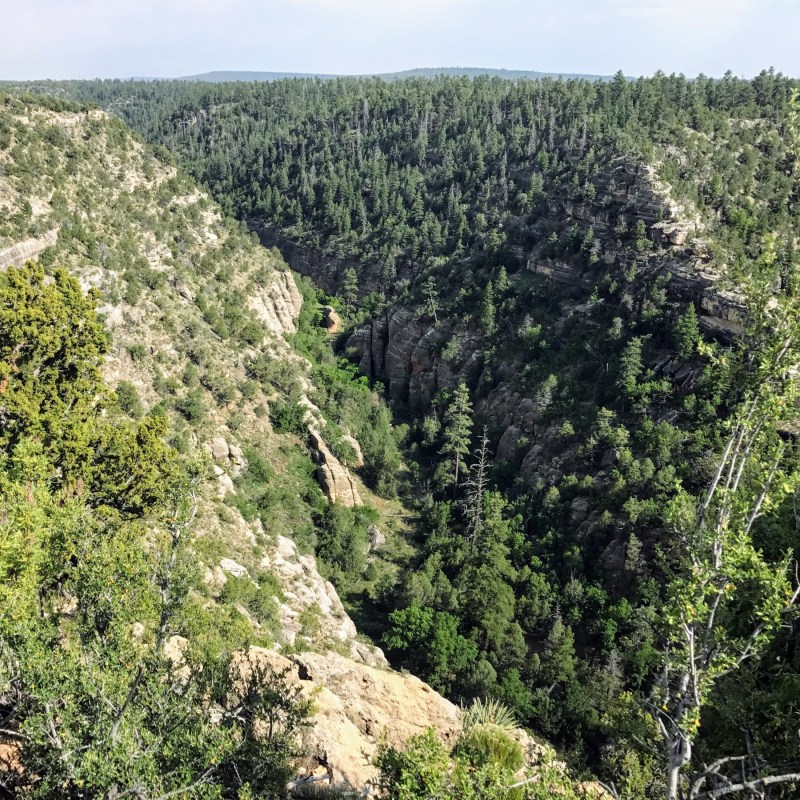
left=249, top=648, right=461, bottom=789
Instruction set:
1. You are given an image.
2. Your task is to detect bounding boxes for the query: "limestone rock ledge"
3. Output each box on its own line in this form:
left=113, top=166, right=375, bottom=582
left=261, top=534, right=385, bottom=667
left=248, top=268, right=304, bottom=337
left=248, top=648, right=461, bottom=790
left=308, top=427, right=363, bottom=507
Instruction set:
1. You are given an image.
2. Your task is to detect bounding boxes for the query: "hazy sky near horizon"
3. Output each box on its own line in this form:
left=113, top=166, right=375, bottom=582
left=2, top=0, right=798, bottom=80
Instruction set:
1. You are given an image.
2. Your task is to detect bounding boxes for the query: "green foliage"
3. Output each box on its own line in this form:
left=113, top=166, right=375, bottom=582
left=175, top=386, right=205, bottom=421
left=462, top=698, right=520, bottom=734
left=384, top=604, right=478, bottom=694
left=115, top=379, right=143, bottom=418
left=440, top=383, right=473, bottom=488
left=673, top=303, right=699, bottom=360
left=0, top=263, right=107, bottom=478
left=269, top=397, right=307, bottom=434
left=455, top=724, right=524, bottom=773
left=0, top=262, right=309, bottom=799
left=375, top=727, right=588, bottom=800
left=18, top=73, right=800, bottom=795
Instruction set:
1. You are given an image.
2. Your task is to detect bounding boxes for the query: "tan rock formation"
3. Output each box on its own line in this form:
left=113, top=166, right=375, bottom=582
left=261, top=535, right=386, bottom=666
left=321, top=305, right=342, bottom=333
left=247, top=648, right=461, bottom=790
left=0, top=229, right=59, bottom=271
left=308, top=428, right=363, bottom=507
left=248, top=269, right=304, bottom=337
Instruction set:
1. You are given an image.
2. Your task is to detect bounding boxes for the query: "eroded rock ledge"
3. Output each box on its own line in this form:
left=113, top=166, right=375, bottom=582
left=248, top=647, right=461, bottom=789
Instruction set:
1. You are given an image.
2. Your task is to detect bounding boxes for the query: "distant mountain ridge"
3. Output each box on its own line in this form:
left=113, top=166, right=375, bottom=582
left=176, top=66, right=617, bottom=82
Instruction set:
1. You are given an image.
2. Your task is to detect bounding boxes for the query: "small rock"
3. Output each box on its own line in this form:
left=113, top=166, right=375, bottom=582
left=220, top=558, right=249, bottom=579
left=176, top=282, right=194, bottom=301
left=368, top=524, right=386, bottom=551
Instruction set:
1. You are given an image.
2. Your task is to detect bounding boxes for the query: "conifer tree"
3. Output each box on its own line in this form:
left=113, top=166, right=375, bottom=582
left=441, top=382, right=473, bottom=489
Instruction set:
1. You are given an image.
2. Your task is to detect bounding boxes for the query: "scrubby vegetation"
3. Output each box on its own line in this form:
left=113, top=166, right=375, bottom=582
left=0, top=262, right=310, bottom=799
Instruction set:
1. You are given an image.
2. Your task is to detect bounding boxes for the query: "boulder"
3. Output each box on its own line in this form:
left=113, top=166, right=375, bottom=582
left=367, top=524, right=386, bottom=551
left=208, top=436, right=230, bottom=462
left=214, top=465, right=236, bottom=498
left=569, top=497, right=590, bottom=523
left=228, top=443, right=248, bottom=475
left=321, top=305, right=342, bottom=333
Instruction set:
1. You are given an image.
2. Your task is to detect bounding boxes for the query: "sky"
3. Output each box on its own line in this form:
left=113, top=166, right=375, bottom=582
left=1, top=0, right=798, bottom=81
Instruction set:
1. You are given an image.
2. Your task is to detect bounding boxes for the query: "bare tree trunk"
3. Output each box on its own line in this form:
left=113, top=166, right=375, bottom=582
left=666, top=734, right=691, bottom=800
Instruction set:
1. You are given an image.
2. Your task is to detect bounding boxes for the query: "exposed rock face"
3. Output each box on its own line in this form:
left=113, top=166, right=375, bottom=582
left=308, top=428, right=363, bottom=507
left=341, top=434, right=364, bottom=468
left=252, top=224, right=390, bottom=297
left=247, top=269, right=304, bottom=336
left=0, top=229, right=59, bottom=271
left=348, top=309, right=483, bottom=408
left=321, top=305, right=342, bottom=334
left=247, top=648, right=460, bottom=790
left=260, top=535, right=386, bottom=666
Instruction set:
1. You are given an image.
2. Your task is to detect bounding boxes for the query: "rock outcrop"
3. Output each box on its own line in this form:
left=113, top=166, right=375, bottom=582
left=247, top=269, right=304, bottom=337
left=204, top=435, right=248, bottom=476
left=308, top=428, right=363, bottom=507
left=0, top=229, right=59, bottom=271
left=261, top=534, right=386, bottom=666
left=321, top=305, right=342, bottom=334
left=247, top=647, right=460, bottom=790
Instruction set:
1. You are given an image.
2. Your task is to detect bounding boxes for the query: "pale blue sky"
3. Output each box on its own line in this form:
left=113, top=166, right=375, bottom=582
left=2, top=0, right=798, bottom=81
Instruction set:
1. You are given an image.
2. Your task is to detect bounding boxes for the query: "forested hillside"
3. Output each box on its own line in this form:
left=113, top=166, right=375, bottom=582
left=5, top=72, right=800, bottom=799
left=3, top=92, right=601, bottom=800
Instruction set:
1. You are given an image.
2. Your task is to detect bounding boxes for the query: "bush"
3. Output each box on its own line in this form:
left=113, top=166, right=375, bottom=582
left=115, top=380, right=143, bottom=418
left=455, top=724, right=524, bottom=773
left=269, top=398, right=306, bottom=434
left=175, top=387, right=205, bottom=421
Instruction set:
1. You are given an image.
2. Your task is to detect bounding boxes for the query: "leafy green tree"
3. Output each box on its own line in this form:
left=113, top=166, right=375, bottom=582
left=0, top=261, right=309, bottom=799
left=651, top=292, right=800, bottom=800
left=384, top=604, right=478, bottom=694
left=0, top=262, right=107, bottom=478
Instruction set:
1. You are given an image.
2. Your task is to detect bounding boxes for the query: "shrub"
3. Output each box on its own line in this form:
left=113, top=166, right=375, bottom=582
left=269, top=398, right=306, bottom=434
left=175, top=387, right=205, bottom=421
left=115, top=380, right=143, bottom=418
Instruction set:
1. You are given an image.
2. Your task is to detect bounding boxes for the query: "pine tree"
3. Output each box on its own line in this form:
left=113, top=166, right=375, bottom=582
left=440, top=382, right=473, bottom=489
left=673, top=303, right=699, bottom=360
left=341, top=267, right=359, bottom=318
left=481, top=280, right=497, bottom=335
